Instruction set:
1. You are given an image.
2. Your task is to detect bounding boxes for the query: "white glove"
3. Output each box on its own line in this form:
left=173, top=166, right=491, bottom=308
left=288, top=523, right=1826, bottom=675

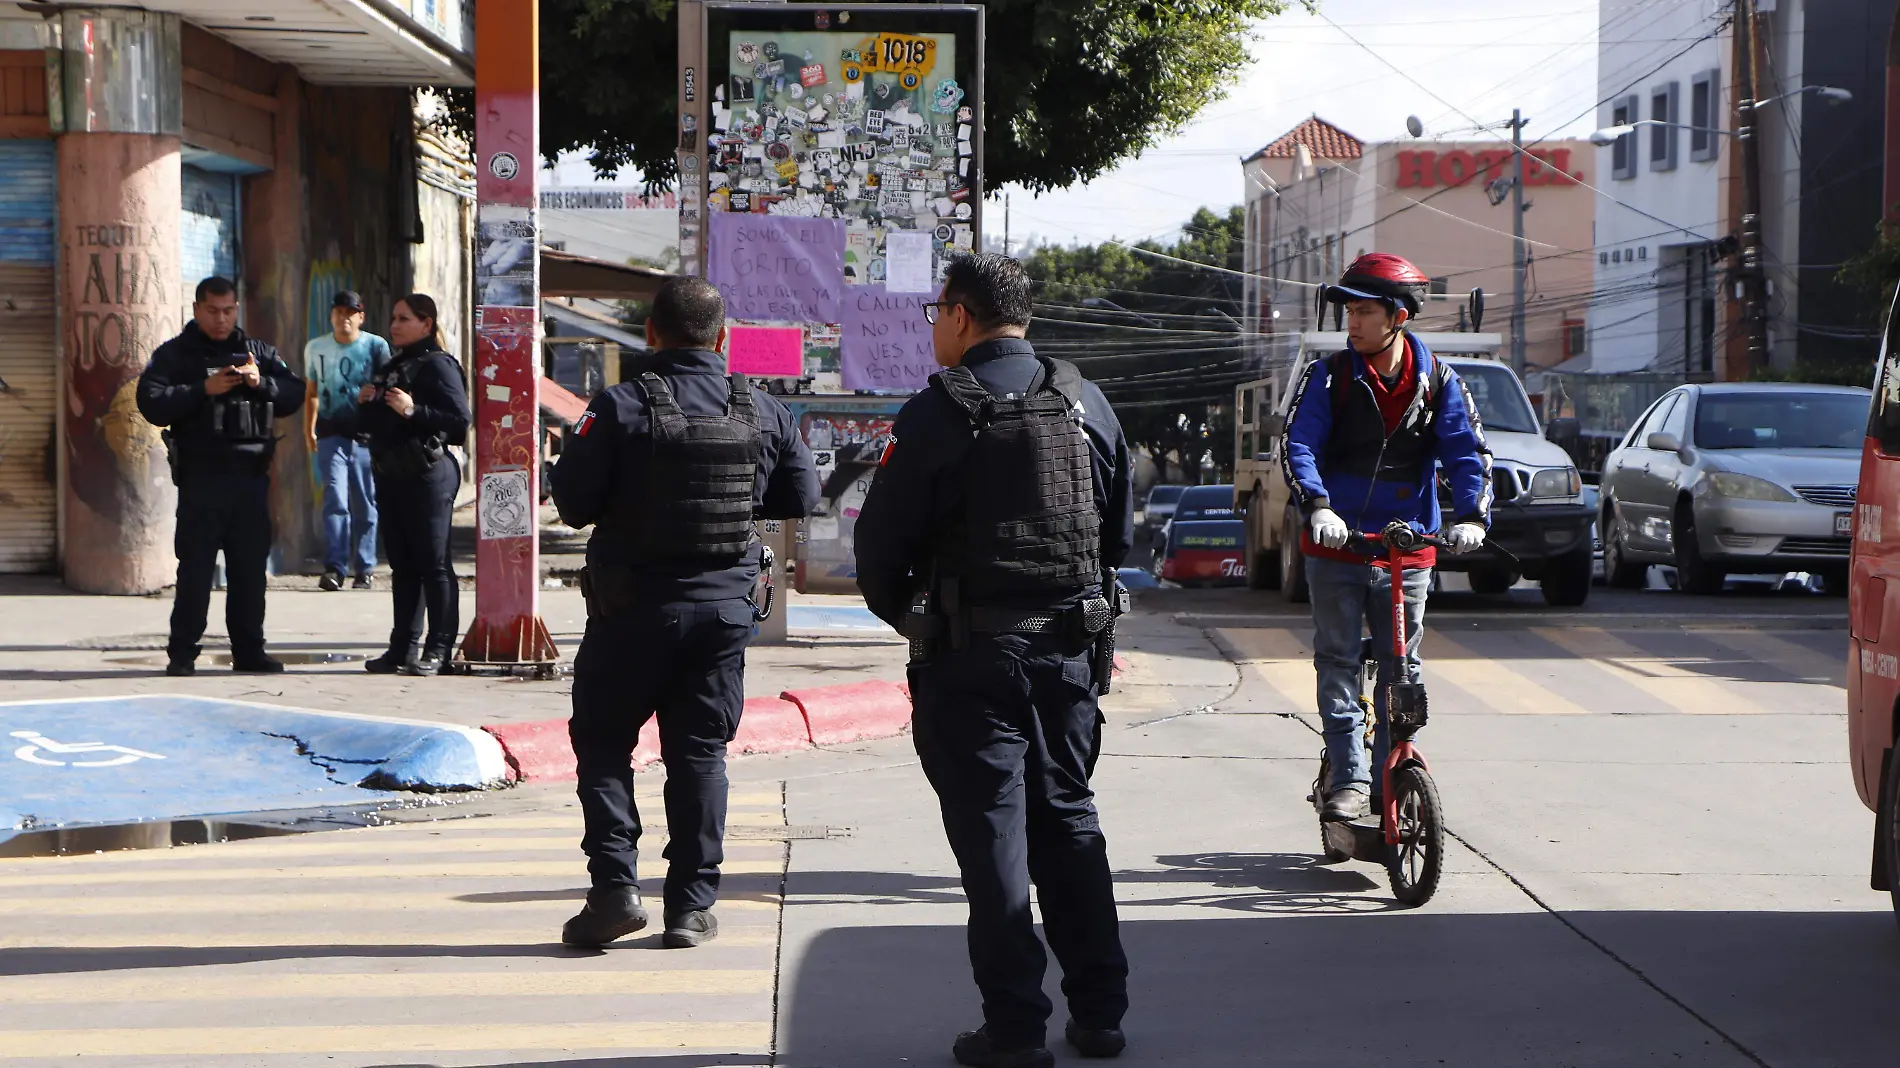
left=1309, top=507, right=1350, bottom=550
left=1444, top=522, right=1486, bottom=554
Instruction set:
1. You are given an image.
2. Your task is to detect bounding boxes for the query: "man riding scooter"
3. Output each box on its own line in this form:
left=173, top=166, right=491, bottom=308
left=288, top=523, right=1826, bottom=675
left=1279, top=253, right=1493, bottom=822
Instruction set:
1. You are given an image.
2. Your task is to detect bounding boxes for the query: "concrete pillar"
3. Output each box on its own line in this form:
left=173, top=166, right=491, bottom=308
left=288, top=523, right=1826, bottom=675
left=53, top=9, right=183, bottom=594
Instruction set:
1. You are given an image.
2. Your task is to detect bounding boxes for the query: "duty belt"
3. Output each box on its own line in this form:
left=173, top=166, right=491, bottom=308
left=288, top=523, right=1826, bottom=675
left=966, top=607, right=1067, bottom=635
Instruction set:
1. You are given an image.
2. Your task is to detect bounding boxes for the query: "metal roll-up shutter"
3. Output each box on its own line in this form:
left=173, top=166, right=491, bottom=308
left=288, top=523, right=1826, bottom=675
left=0, top=140, right=57, bottom=572
left=181, top=163, right=239, bottom=285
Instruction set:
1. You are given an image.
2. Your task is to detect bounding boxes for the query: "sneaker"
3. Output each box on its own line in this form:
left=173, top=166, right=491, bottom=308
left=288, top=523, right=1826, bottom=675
left=231, top=653, right=285, bottom=674
left=318, top=570, right=344, bottom=592
left=351, top=574, right=371, bottom=590
left=561, top=886, right=649, bottom=948
left=661, top=909, right=719, bottom=948
left=164, top=659, right=195, bottom=677
left=952, top=1027, right=1054, bottom=1068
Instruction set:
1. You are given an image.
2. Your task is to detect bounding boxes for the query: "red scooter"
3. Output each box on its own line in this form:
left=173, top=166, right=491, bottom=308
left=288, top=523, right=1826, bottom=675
left=1309, top=519, right=1446, bottom=907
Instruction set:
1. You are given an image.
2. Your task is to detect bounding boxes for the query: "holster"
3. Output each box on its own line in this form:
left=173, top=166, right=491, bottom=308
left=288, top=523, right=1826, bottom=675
left=1090, top=580, right=1131, bottom=696
left=578, top=565, right=640, bottom=621
left=899, top=587, right=943, bottom=663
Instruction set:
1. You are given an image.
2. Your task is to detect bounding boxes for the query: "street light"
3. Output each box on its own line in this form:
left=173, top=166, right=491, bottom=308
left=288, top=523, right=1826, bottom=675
left=1589, top=86, right=1851, bottom=145
left=1747, top=84, right=1852, bottom=109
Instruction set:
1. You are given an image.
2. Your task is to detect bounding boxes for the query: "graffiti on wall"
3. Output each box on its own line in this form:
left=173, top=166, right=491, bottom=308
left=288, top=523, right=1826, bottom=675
left=65, top=220, right=170, bottom=524
left=795, top=408, right=895, bottom=586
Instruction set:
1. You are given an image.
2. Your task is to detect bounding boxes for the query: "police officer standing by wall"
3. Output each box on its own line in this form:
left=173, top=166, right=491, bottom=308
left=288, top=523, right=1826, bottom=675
left=137, top=276, right=305, bottom=677
left=550, top=277, right=818, bottom=951
left=855, top=254, right=1136, bottom=1068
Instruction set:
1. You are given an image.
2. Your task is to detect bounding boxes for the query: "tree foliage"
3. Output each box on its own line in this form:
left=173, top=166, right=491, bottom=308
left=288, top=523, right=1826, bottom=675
left=1022, top=205, right=1247, bottom=483
left=538, top=0, right=1294, bottom=190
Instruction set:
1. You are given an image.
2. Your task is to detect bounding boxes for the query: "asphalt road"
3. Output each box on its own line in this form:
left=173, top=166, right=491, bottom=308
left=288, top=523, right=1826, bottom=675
left=0, top=582, right=1878, bottom=1067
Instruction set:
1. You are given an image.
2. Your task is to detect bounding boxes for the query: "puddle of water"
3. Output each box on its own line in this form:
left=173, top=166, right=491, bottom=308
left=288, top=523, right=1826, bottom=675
left=105, top=651, right=367, bottom=667
left=0, top=796, right=456, bottom=858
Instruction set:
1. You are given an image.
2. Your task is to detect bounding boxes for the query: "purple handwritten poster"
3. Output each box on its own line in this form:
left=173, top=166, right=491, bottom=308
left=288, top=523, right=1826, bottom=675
left=840, top=286, right=938, bottom=392
left=707, top=213, right=846, bottom=324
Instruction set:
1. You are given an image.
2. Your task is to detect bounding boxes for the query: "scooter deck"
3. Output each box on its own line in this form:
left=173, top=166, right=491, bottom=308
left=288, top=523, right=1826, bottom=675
left=1320, top=818, right=1387, bottom=864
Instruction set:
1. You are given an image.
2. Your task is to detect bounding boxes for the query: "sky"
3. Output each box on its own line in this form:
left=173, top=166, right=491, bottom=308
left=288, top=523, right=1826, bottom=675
left=996, top=0, right=1603, bottom=251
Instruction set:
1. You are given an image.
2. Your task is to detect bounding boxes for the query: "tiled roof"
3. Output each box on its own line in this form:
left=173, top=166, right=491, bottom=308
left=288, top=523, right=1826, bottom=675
left=1248, top=116, right=1364, bottom=162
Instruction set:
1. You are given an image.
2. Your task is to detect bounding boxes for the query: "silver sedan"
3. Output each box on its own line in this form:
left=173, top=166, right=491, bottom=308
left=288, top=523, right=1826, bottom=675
left=1598, top=382, right=1870, bottom=593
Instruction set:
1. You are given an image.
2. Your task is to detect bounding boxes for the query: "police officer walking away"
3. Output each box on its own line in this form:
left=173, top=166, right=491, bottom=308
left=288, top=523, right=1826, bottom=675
left=550, top=276, right=818, bottom=950
left=137, top=276, right=305, bottom=677
left=855, top=254, right=1135, bottom=1068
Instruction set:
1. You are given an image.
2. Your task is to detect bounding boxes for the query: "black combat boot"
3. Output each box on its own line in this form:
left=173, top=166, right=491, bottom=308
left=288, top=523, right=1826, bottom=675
left=365, top=631, right=416, bottom=675
left=952, top=1027, right=1054, bottom=1068
left=400, top=632, right=456, bottom=677
left=561, top=886, right=649, bottom=948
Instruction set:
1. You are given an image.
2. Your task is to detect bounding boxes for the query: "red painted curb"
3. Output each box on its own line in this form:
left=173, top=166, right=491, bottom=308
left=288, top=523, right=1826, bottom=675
left=732, top=696, right=813, bottom=755
left=481, top=719, right=565, bottom=782
left=783, top=679, right=913, bottom=747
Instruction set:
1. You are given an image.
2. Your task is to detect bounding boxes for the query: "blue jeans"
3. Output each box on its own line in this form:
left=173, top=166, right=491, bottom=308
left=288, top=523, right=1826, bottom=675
left=1307, top=555, right=1429, bottom=795
left=316, top=435, right=377, bottom=576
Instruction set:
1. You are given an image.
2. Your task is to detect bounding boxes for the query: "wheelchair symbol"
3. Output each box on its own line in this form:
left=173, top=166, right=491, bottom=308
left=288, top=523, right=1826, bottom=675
left=10, top=730, right=167, bottom=768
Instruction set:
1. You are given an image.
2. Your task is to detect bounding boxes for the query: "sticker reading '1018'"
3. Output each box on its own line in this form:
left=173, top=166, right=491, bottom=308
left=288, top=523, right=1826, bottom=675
left=845, top=32, right=935, bottom=81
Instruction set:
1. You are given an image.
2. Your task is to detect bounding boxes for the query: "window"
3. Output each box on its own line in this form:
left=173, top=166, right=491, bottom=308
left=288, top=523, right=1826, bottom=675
left=1873, top=296, right=1900, bottom=454
left=1649, top=82, right=1679, bottom=172
left=1629, top=395, right=1676, bottom=448
left=1611, top=95, right=1638, bottom=180
left=1658, top=392, right=1690, bottom=442
left=1689, top=69, right=1720, bottom=162
left=1697, top=392, right=1869, bottom=450
left=1564, top=321, right=1586, bottom=359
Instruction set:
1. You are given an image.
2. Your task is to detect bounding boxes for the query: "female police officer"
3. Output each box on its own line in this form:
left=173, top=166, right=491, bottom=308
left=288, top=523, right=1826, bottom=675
left=359, top=293, right=470, bottom=676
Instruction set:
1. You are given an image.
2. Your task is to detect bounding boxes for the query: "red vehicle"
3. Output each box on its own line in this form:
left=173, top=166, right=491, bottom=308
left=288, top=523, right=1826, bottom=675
left=1158, top=519, right=1248, bottom=586
left=1851, top=291, right=1900, bottom=914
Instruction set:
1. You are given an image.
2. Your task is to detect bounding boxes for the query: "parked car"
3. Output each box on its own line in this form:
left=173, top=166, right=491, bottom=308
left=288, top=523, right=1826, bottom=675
left=1153, top=484, right=1237, bottom=562
left=1157, top=519, right=1247, bottom=586
left=1600, top=382, right=1871, bottom=593
left=1141, top=484, right=1188, bottom=535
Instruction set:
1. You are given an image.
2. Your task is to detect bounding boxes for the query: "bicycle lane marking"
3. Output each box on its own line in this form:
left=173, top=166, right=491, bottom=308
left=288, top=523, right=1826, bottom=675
left=1529, top=627, right=1775, bottom=716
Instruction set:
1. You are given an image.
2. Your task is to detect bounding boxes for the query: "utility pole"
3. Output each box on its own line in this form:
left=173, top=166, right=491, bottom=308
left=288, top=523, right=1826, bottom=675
left=1733, top=0, right=1769, bottom=375
left=1510, top=108, right=1528, bottom=376
left=1003, top=191, right=1011, bottom=256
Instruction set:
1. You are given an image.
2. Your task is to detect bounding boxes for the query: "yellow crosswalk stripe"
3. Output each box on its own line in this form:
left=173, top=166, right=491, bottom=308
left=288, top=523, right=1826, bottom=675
left=0, top=857, right=782, bottom=887
left=0, top=891, right=781, bottom=915
left=1697, top=628, right=1847, bottom=688
left=0, top=1022, right=771, bottom=1058
left=0, top=926, right=781, bottom=950
left=1531, top=627, right=1773, bottom=714
left=1425, top=631, right=1591, bottom=714
left=26, top=832, right=785, bottom=862
left=0, top=969, right=776, bottom=1003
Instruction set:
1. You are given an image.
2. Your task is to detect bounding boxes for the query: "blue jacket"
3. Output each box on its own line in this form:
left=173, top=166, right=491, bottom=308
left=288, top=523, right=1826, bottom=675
left=1280, top=333, right=1492, bottom=536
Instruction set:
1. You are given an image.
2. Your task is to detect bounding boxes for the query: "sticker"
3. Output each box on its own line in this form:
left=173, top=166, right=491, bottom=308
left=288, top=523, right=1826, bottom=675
left=488, top=151, right=519, bottom=180
left=479, top=470, right=533, bottom=541
left=485, top=383, right=511, bottom=403
left=730, top=191, right=752, bottom=212
left=901, top=72, right=921, bottom=91
left=866, top=109, right=886, bottom=134
left=679, top=153, right=700, bottom=174
left=839, top=10, right=850, bottom=23
left=957, top=105, right=972, bottom=122
left=731, top=75, right=755, bottom=102
left=842, top=62, right=864, bottom=83
left=891, top=126, right=911, bottom=149
left=737, top=42, right=759, bottom=64
left=954, top=202, right=972, bottom=219
left=776, top=158, right=801, bottom=182
left=762, top=42, right=780, bottom=61
left=874, top=81, right=892, bottom=101
left=788, top=82, right=806, bottom=101
left=800, top=63, right=827, bottom=88
left=767, top=141, right=791, bottom=161
left=681, top=114, right=698, bottom=133
left=764, top=59, right=785, bottom=77
left=933, top=223, right=953, bottom=242
left=815, top=11, right=831, bottom=29
left=683, top=67, right=696, bottom=102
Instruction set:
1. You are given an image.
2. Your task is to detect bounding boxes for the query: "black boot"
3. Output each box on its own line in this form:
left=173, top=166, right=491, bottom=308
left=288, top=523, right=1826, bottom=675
left=1064, top=1020, right=1127, bottom=1059
left=400, top=632, right=455, bottom=677
left=952, top=1027, right=1054, bottom=1068
left=365, top=631, right=416, bottom=675
left=561, top=886, right=649, bottom=948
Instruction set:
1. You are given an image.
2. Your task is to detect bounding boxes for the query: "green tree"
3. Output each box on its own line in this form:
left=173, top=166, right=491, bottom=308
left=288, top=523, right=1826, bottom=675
left=538, top=0, right=1296, bottom=189
left=1023, top=205, right=1248, bottom=483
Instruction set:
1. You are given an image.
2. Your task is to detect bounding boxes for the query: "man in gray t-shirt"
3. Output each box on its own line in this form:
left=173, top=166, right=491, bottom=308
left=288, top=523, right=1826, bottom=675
left=303, top=289, right=391, bottom=591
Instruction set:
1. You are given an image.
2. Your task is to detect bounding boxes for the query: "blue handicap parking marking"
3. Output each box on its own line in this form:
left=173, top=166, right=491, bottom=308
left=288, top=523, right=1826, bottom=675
left=0, top=695, right=509, bottom=843
left=788, top=603, right=888, bottom=632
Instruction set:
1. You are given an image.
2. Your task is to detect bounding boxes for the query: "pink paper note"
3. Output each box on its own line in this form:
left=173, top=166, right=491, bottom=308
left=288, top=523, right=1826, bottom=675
left=727, top=325, right=806, bottom=377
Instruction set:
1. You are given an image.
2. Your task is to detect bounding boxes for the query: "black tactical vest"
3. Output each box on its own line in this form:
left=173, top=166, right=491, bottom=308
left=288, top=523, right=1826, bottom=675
left=931, top=357, right=1101, bottom=602
left=624, top=372, right=763, bottom=563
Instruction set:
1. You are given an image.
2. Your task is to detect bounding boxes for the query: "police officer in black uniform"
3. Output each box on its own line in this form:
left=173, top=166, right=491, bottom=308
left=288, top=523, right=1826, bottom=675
left=137, top=276, right=305, bottom=677
left=855, top=254, right=1136, bottom=1068
left=550, top=276, right=819, bottom=951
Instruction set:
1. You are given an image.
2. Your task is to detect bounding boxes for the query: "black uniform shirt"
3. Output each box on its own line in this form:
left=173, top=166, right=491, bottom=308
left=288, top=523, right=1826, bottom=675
left=854, top=337, right=1135, bottom=629
left=358, top=341, right=472, bottom=454
left=550, top=346, right=821, bottom=603
left=136, top=322, right=305, bottom=474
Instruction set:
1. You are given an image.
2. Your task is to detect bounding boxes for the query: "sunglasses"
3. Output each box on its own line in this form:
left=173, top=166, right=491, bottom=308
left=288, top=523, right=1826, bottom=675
left=921, top=300, right=962, bottom=325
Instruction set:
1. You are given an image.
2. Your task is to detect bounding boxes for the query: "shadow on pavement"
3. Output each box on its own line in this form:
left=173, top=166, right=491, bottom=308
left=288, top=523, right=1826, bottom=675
left=362, top=1057, right=771, bottom=1068
left=780, top=901, right=1900, bottom=1066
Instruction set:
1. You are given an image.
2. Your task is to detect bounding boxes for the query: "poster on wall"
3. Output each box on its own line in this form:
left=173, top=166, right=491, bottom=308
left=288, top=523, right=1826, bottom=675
left=785, top=400, right=903, bottom=590
left=701, top=3, right=982, bottom=383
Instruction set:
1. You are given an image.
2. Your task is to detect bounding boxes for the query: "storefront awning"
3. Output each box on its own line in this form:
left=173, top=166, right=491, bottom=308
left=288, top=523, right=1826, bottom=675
left=152, top=0, right=472, bottom=86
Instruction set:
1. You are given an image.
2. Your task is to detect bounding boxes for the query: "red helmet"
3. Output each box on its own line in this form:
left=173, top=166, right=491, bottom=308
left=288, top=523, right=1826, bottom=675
left=1321, top=253, right=1430, bottom=317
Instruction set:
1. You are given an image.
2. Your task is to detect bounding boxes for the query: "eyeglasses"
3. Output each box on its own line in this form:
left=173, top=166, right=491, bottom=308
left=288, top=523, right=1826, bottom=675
left=921, top=301, right=960, bottom=325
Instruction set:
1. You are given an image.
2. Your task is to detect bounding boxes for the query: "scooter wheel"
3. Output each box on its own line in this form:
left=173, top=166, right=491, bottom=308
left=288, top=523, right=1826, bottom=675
left=1384, top=764, right=1444, bottom=906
